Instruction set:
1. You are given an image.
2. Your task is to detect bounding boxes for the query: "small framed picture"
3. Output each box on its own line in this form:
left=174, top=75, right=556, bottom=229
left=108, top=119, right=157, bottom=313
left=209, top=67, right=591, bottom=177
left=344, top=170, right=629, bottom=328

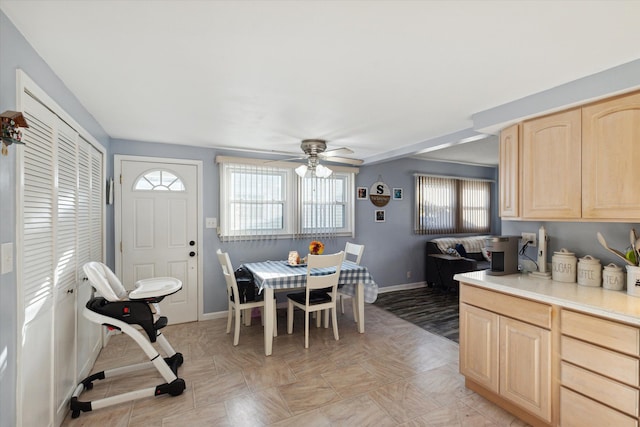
left=357, top=187, right=368, bottom=200
left=375, top=209, right=385, bottom=222
left=393, top=188, right=403, bottom=200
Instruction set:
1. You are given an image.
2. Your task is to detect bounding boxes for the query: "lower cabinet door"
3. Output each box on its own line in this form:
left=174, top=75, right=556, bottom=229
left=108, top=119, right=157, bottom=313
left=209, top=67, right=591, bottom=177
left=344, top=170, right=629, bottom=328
left=499, top=316, right=551, bottom=422
left=459, top=303, right=499, bottom=393
left=560, top=387, right=638, bottom=427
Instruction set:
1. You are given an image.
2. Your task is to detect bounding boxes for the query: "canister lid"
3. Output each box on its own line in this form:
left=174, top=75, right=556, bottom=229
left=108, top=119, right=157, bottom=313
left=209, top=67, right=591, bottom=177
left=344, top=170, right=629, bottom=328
left=604, top=263, right=622, bottom=271
left=579, top=255, right=600, bottom=264
left=553, top=248, right=575, bottom=256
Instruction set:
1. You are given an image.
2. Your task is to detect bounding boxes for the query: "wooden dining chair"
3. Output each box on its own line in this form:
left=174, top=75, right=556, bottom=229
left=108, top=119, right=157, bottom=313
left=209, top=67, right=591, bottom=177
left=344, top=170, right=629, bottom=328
left=216, top=249, right=276, bottom=346
left=338, top=242, right=365, bottom=315
left=286, top=251, right=344, bottom=348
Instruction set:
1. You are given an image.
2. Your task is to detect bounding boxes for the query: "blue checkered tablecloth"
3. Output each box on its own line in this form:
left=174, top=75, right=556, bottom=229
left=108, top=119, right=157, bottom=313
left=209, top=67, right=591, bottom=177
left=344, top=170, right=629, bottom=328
left=242, top=260, right=379, bottom=303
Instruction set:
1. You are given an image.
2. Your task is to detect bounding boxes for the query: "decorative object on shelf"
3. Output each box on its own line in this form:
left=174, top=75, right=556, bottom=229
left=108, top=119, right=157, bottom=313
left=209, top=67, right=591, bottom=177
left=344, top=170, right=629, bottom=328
left=1, top=110, right=29, bottom=156
left=369, top=176, right=390, bottom=207
left=375, top=210, right=385, bottom=222
left=309, top=240, right=324, bottom=255
left=393, top=188, right=403, bottom=200
left=357, top=187, right=367, bottom=200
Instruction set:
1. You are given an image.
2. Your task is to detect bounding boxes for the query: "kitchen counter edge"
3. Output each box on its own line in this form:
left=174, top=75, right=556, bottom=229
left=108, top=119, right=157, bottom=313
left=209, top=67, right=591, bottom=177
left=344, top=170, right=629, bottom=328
left=454, top=270, right=640, bottom=327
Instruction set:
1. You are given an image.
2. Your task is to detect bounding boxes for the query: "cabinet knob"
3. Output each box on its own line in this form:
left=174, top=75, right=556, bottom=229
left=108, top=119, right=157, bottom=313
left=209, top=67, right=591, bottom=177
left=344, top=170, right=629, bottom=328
left=189, top=251, right=196, bottom=257
left=189, top=240, right=196, bottom=246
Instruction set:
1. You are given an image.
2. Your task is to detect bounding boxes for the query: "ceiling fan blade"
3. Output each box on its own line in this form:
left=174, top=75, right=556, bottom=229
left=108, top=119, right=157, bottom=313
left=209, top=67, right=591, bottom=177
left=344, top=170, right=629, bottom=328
left=321, top=147, right=354, bottom=157
left=264, top=155, right=305, bottom=163
left=320, top=156, right=363, bottom=166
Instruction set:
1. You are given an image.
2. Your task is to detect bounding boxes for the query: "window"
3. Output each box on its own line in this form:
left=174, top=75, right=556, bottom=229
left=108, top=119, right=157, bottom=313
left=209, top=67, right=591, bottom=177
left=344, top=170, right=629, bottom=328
left=218, top=156, right=356, bottom=240
left=415, top=174, right=491, bottom=235
left=134, top=169, right=185, bottom=191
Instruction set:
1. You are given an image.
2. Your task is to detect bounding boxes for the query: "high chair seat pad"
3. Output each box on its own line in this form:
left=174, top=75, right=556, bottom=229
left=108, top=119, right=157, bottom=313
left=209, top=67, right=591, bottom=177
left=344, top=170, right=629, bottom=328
left=130, top=277, right=183, bottom=300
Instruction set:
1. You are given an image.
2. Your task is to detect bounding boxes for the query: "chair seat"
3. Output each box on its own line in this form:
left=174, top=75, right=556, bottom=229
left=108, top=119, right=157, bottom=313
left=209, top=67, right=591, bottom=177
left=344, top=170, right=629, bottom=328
left=287, top=291, right=331, bottom=305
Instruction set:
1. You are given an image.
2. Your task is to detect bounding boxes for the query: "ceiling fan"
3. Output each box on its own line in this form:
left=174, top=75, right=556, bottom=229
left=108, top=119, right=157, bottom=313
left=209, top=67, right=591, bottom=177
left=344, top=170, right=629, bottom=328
left=293, top=139, right=363, bottom=178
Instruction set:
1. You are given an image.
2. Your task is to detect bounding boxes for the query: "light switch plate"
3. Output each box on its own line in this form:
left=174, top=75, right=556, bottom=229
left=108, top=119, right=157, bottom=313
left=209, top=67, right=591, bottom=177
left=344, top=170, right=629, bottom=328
left=1, top=242, right=13, bottom=274
left=205, top=217, right=217, bottom=229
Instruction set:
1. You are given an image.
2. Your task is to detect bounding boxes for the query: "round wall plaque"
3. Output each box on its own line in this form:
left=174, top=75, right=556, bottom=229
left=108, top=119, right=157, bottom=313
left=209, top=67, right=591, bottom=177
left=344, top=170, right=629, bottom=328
left=369, top=181, right=390, bottom=207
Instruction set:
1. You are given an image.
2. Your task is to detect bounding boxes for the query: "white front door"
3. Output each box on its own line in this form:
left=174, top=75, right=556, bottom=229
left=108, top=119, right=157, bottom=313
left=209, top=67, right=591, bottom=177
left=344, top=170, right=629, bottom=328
left=119, top=158, right=199, bottom=324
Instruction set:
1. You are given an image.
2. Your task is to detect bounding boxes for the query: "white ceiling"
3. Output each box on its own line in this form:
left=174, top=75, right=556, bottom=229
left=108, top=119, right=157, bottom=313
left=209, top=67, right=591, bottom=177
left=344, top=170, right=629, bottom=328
left=2, top=0, right=639, bottom=166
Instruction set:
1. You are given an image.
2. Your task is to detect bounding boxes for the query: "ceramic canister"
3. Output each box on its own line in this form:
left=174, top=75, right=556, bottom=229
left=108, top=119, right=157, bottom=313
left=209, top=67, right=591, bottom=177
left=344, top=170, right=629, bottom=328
left=602, top=263, right=625, bottom=291
left=626, top=265, right=640, bottom=297
left=577, top=255, right=601, bottom=287
left=552, top=248, right=577, bottom=283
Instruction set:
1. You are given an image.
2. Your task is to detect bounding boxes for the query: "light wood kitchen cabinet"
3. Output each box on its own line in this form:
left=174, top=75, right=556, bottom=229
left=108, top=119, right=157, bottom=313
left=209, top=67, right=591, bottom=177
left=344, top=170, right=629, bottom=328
left=582, top=91, right=640, bottom=219
left=460, top=284, right=552, bottom=425
left=499, top=89, right=640, bottom=221
left=560, top=309, right=640, bottom=426
left=459, top=302, right=499, bottom=392
left=521, top=109, right=582, bottom=219
left=499, top=124, right=519, bottom=218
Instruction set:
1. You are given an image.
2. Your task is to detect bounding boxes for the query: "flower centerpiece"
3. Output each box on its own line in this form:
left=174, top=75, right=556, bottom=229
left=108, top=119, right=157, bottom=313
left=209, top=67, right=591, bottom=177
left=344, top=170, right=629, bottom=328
left=309, top=240, right=325, bottom=255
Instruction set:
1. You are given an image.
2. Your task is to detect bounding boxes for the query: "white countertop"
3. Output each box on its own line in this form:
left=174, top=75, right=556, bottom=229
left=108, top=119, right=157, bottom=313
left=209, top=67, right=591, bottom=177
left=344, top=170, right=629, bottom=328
left=454, top=270, right=640, bottom=327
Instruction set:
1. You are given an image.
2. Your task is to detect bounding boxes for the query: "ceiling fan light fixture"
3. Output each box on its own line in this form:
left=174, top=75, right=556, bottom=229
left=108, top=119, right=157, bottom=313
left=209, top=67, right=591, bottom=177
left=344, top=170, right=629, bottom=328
left=315, top=164, right=333, bottom=178
left=295, top=164, right=308, bottom=177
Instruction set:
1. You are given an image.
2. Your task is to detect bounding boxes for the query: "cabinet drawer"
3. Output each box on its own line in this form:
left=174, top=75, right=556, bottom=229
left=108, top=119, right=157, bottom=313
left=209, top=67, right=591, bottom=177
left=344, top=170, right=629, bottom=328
left=561, top=361, right=639, bottom=416
left=561, top=309, right=639, bottom=355
left=460, top=284, right=551, bottom=329
left=560, top=387, right=637, bottom=427
left=561, top=336, right=639, bottom=387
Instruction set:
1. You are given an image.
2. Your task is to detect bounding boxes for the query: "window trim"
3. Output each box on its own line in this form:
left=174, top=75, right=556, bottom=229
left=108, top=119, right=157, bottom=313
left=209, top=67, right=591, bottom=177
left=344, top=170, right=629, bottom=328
left=217, top=156, right=358, bottom=240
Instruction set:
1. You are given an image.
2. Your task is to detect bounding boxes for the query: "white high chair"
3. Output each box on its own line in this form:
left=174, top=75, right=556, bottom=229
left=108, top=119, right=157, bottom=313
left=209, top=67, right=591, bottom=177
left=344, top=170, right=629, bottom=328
left=70, top=262, right=186, bottom=418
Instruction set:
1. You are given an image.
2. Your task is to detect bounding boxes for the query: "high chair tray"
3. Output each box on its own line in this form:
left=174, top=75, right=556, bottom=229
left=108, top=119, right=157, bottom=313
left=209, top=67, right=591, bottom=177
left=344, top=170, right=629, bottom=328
left=130, top=277, right=182, bottom=299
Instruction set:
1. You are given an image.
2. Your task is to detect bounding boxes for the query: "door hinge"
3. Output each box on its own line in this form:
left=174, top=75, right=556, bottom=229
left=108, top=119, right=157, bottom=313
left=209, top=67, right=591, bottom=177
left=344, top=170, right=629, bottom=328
left=120, top=174, right=122, bottom=184
left=120, top=241, right=122, bottom=253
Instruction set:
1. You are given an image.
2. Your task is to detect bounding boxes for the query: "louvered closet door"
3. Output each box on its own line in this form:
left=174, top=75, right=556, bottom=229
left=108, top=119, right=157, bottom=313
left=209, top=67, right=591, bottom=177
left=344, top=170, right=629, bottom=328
left=76, top=137, right=102, bottom=380
left=20, top=94, right=56, bottom=427
left=53, top=119, right=79, bottom=426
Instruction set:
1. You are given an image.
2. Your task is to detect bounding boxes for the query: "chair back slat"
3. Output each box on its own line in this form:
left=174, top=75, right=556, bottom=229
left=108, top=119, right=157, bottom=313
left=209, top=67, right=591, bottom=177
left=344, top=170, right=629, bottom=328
left=306, top=251, right=344, bottom=293
left=216, top=249, right=240, bottom=302
left=344, top=242, right=364, bottom=264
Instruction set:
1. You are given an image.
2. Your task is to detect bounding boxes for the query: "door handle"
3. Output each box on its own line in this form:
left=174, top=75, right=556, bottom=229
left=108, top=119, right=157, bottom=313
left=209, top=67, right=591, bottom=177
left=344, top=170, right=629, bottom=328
left=189, top=240, right=196, bottom=246
left=189, top=251, right=196, bottom=257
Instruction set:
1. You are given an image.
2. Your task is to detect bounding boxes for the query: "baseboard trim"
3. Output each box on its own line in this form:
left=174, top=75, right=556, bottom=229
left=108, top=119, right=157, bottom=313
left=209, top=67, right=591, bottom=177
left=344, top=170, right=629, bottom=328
left=377, top=281, right=427, bottom=294
left=200, top=311, right=228, bottom=321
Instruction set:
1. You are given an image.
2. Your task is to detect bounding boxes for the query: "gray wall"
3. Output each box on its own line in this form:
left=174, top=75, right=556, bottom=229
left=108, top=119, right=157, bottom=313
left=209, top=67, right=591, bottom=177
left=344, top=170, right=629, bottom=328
left=354, top=157, right=499, bottom=285
left=503, top=221, right=640, bottom=271
left=111, top=140, right=500, bottom=314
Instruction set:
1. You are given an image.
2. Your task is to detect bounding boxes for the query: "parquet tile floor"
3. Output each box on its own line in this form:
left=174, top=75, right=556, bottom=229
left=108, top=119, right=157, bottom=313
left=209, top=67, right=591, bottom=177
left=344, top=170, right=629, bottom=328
left=61, top=300, right=529, bottom=426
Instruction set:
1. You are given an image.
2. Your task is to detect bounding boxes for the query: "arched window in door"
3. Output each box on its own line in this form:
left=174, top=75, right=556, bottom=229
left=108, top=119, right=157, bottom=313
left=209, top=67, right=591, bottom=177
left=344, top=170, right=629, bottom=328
left=133, top=169, right=186, bottom=191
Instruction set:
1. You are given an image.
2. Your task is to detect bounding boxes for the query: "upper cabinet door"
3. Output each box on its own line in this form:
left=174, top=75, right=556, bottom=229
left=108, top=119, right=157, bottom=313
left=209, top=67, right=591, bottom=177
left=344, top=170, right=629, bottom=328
left=521, top=109, right=582, bottom=219
left=499, top=124, right=519, bottom=218
left=582, top=91, right=640, bottom=220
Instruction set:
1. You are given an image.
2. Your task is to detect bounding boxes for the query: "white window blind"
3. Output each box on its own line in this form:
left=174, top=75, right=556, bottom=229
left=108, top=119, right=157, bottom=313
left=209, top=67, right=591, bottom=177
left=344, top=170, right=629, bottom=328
left=415, top=174, right=491, bottom=235
left=217, top=156, right=356, bottom=241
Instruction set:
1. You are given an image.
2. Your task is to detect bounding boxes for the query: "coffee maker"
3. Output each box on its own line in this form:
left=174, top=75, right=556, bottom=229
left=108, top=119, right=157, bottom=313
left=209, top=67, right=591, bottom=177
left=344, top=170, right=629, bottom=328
left=485, top=236, right=519, bottom=275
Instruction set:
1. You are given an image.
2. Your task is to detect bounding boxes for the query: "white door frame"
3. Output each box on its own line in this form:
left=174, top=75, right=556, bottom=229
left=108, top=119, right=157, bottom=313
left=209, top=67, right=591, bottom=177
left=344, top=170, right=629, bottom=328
left=114, top=155, right=204, bottom=321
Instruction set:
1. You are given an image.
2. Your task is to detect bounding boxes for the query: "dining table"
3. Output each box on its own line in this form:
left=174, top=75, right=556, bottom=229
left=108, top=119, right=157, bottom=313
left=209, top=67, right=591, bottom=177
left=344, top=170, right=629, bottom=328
left=242, top=259, right=379, bottom=356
